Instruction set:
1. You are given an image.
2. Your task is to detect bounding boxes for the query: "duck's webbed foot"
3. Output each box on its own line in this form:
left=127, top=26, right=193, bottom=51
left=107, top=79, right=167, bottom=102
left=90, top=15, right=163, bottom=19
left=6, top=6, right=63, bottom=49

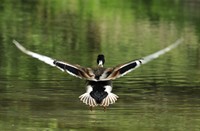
left=89, top=106, right=93, bottom=111
left=103, top=106, right=107, bottom=111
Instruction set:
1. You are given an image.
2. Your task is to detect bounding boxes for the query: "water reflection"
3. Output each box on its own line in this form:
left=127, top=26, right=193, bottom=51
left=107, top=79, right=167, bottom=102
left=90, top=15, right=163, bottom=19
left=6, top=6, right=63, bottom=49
left=0, top=0, right=200, bottom=131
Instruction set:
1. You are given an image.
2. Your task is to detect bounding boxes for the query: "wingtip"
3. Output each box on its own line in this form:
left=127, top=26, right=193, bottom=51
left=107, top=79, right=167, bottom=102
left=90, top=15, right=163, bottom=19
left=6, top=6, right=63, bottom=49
left=176, top=37, right=184, bottom=45
left=12, top=39, right=18, bottom=45
left=172, top=37, right=184, bottom=48
left=12, top=39, right=20, bottom=47
left=179, top=37, right=184, bottom=41
left=12, top=39, right=27, bottom=52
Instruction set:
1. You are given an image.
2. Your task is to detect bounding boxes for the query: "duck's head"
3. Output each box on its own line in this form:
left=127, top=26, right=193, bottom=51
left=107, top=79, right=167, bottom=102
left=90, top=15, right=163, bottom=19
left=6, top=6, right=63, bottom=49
left=97, top=54, right=105, bottom=67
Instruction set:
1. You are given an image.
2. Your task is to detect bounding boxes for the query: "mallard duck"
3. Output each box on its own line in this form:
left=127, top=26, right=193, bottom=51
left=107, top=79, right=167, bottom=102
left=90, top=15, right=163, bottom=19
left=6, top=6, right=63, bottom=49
left=12, top=39, right=183, bottom=110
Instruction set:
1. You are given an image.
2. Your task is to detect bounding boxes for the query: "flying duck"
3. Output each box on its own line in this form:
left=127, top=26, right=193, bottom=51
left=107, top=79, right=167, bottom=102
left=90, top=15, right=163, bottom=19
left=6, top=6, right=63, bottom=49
left=12, top=39, right=183, bottom=110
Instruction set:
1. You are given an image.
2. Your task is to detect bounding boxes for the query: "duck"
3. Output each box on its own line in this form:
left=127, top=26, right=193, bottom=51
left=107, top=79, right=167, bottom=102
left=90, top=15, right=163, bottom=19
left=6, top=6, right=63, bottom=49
left=12, top=38, right=183, bottom=110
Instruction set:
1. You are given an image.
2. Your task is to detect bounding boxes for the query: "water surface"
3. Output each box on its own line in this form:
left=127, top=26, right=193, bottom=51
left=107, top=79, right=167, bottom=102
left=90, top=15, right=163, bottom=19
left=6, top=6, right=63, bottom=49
left=0, top=0, right=200, bottom=131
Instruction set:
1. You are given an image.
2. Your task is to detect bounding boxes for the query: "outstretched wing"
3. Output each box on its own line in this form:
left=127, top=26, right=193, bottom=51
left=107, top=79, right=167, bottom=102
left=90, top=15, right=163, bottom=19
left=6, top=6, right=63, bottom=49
left=12, top=40, right=95, bottom=80
left=100, top=38, right=184, bottom=80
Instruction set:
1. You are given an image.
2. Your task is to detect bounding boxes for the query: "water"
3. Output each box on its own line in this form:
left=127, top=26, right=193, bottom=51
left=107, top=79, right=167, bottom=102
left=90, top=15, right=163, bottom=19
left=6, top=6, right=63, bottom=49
left=0, top=0, right=200, bottom=130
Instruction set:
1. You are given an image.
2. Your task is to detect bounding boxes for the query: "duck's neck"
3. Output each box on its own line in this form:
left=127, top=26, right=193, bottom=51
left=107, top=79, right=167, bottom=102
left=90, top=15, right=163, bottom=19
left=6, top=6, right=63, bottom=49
left=98, top=60, right=104, bottom=67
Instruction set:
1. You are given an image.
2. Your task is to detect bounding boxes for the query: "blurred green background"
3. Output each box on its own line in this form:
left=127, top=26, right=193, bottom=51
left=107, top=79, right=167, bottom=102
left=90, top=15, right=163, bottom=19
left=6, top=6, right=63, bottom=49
left=0, top=0, right=200, bottom=131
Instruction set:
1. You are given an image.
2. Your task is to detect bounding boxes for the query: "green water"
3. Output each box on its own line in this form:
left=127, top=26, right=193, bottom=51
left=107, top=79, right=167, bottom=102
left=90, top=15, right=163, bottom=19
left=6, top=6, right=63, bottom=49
left=0, top=0, right=200, bottom=130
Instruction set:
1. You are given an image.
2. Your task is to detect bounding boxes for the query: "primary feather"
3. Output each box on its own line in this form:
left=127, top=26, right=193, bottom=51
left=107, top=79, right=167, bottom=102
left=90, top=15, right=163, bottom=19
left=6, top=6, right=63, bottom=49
left=102, top=38, right=184, bottom=80
left=13, top=38, right=183, bottom=109
left=13, top=38, right=183, bottom=81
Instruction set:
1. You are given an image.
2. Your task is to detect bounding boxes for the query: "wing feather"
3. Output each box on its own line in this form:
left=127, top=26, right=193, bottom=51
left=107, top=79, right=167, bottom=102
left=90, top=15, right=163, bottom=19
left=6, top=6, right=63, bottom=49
left=12, top=40, right=95, bottom=80
left=13, top=38, right=183, bottom=81
left=101, top=38, right=183, bottom=80
left=142, top=38, right=184, bottom=64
